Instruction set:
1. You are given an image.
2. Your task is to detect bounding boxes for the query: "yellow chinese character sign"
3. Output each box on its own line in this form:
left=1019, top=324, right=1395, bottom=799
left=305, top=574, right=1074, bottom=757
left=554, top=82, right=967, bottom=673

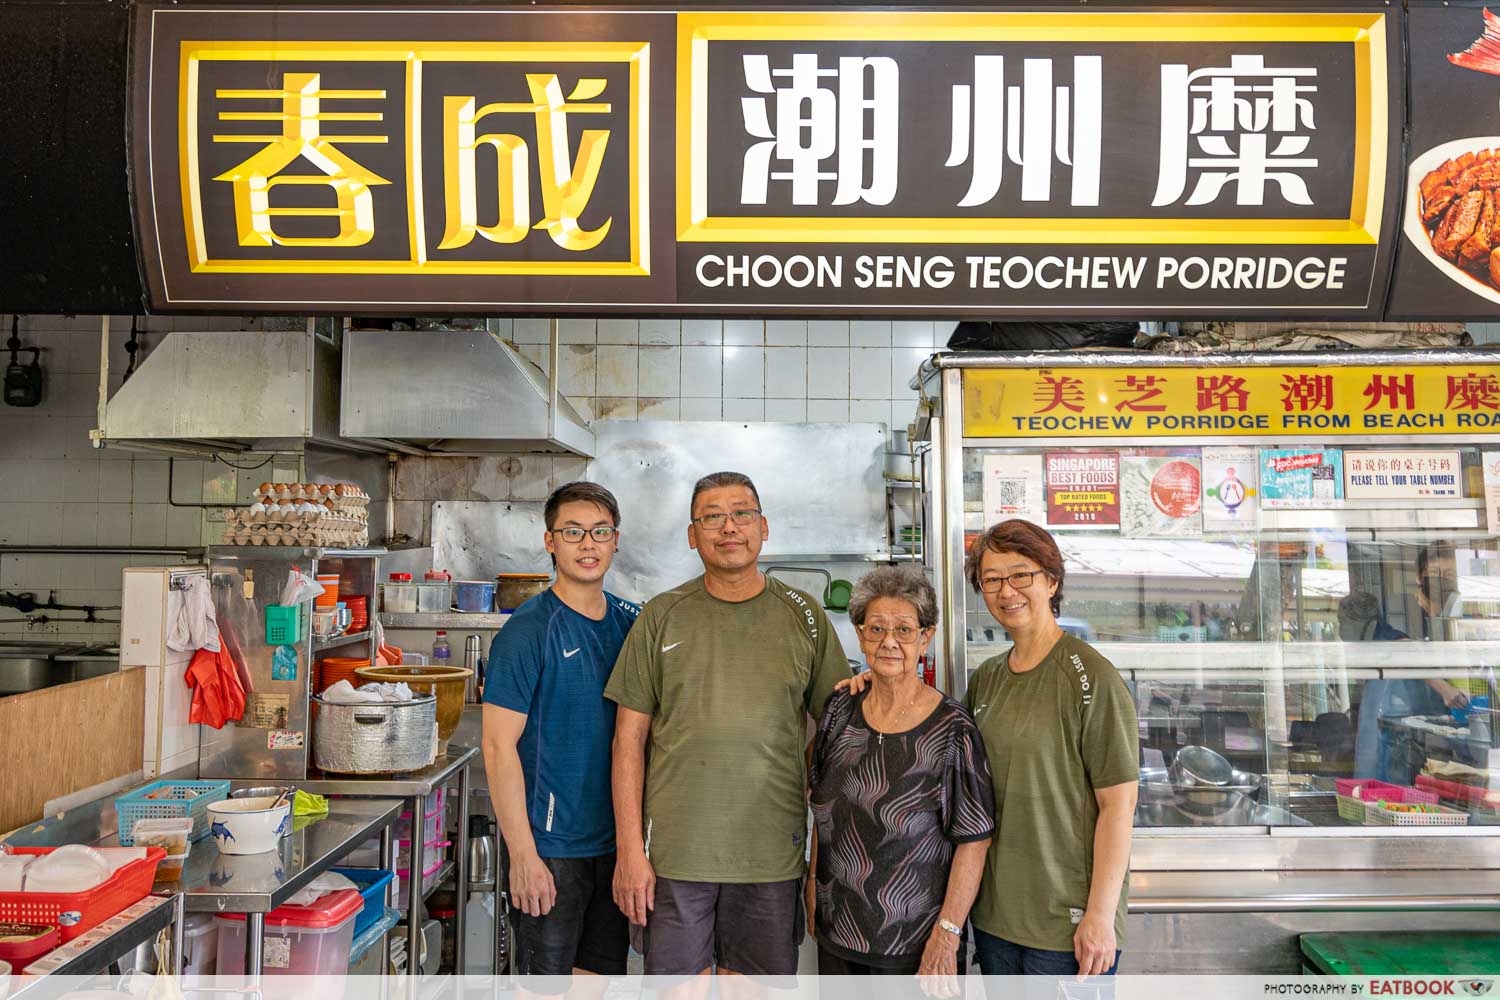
left=963, top=365, right=1500, bottom=438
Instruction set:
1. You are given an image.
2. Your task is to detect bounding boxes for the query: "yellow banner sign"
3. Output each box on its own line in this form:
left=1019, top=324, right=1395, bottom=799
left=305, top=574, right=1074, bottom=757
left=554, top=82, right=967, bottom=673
left=963, top=364, right=1500, bottom=438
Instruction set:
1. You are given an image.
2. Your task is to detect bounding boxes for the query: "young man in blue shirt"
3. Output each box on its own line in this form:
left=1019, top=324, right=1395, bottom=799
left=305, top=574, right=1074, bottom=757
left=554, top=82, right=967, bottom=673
left=483, top=481, right=640, bottom=980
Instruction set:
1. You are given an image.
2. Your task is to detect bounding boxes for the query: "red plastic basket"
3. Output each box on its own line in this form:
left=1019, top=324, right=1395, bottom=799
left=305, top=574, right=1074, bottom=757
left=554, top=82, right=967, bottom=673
left=1334, top=779, right=1438, bottom=805
left=0, top=847, right=165, bottom=941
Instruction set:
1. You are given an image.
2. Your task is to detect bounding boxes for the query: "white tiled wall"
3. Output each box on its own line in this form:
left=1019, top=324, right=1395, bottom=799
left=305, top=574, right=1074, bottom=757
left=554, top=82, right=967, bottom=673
left=0, top=315, right=300, bottom=641
left=506, top=318, right=952, bottom=442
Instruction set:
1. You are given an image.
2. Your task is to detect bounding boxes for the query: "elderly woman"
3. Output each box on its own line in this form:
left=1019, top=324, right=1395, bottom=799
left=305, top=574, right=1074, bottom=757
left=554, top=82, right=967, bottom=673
left=808, top=566, right=994, bottom=981
left=963, top=519, right=1138, bottom=978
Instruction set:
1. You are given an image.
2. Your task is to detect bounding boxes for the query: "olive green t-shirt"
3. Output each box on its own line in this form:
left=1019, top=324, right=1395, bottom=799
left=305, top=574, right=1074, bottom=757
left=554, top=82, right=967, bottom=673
left=963, top=633, right=1139, bottom=951
left=604, top=575, right=851, bottom=883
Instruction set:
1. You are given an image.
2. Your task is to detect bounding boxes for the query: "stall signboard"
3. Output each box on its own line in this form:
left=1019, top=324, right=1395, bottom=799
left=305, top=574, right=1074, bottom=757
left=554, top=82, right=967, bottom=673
left=1389, top=3, right=1500, bottom=319
left=128, top=6, right=1400, bottom=316
left=962, top=364, right=1500, bottom=438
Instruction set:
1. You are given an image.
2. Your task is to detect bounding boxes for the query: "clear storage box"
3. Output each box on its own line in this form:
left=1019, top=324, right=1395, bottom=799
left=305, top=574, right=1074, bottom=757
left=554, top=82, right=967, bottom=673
left=416, top=581, right=450, bottom=613
left=215, top=888, right=361, bottom=977
left=382, top=582, right=418, bottom=614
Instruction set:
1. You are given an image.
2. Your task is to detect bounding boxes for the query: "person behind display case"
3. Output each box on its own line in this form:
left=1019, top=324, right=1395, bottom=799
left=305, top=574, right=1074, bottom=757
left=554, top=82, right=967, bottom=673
left=1350, top=543, right=1472, bottom=783
left=816, top=567, right=995, bottom=990
left=961, top=519, right=1139, bottom=979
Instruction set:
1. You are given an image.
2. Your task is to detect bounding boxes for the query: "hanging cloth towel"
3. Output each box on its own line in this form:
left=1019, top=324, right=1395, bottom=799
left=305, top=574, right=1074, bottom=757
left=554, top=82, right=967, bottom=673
left=184, top=630, right=247, bottom=728
left=167, top=575, right=219, bottom=653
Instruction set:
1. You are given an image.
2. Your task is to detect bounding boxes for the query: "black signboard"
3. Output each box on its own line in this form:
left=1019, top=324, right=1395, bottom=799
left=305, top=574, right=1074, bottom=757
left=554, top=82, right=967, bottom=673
left=1389, top=2, right=1500, bottom=320
left=129, top=5, right=1404, bottom=316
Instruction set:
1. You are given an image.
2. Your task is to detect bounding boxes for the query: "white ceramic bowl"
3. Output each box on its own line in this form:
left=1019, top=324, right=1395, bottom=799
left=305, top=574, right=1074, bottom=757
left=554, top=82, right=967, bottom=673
left=206, top=797, right=291, bottom=855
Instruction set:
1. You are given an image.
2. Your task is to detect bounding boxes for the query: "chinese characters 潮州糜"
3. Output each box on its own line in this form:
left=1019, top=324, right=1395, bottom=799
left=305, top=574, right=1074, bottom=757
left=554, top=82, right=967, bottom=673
left=735, top=49, right=1322, bottom=213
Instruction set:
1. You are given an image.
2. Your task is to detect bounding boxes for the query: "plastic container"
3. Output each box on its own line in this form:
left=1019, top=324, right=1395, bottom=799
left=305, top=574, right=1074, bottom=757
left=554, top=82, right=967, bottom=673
left=395, top=840, right=450, bottom=882
left=383, top=582, right=418, bottom=614
left=395, top=810, right=442, bottom=845
left=181, top=913, right=218, bottom=978
left=328, top=868, right=396, bottom=938
left=0, top=922, right=60, bottom=973
left=215, top=888, right=362, bottom=975
left=132, top=817, right=194, bottom=882
left=116, top=780, right=231, bottom=845
left=315, top=574, right=341, bottom=610
left=416, top=581, right=450, bottom=613
left=264, top=604, right=301, bottom=645
left=453, top=581, right=497, bottom=613
left=0, top=847, right=165, bottom=942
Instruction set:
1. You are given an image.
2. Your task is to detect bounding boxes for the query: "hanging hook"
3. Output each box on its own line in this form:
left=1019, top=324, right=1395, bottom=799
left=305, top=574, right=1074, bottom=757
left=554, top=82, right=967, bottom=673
left=123, top=315, right=140, bottom=382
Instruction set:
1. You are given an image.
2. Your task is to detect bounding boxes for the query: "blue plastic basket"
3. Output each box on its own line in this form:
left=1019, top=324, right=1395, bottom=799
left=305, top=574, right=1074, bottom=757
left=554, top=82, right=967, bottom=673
left=331, top=867, right=397, bottom=938
left=115, top=779, right=231, bottom=845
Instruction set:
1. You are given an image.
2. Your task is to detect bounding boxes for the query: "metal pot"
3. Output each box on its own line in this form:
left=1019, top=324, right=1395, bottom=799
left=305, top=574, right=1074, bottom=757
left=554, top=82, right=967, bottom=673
left=1170, top=745, right=1234, bottom=787
left=313, top=694, right=438, bottom=774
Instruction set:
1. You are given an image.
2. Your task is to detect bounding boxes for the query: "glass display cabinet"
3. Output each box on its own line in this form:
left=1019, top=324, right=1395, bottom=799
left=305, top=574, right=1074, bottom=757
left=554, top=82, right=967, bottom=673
left=915, top=350, right=1500, bottom=971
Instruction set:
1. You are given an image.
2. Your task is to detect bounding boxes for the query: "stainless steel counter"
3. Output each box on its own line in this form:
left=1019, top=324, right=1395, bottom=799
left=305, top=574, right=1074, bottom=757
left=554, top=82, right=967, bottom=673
left=1131, top=869, right=1500, bottom=913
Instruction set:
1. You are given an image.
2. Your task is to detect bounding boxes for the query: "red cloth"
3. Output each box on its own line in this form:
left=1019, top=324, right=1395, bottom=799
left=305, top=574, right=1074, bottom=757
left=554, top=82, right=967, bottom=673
left=185, top=631, right=247, bottom=729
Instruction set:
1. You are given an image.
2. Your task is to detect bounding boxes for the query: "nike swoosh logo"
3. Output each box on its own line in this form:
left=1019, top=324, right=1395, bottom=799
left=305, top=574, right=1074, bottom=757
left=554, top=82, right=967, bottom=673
left=563, top=648, right=581, bottom=658
left=661, top=642, right=682, bottom=652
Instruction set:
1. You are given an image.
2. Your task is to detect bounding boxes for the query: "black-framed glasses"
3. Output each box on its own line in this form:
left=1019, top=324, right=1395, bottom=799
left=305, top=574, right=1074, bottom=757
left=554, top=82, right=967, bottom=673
left=551, top=526, right=617, bottom=543
left=979, top=571, right=1042, bottom=594
left=858, top=623, right=929, bottom=644
left=691, top=509, right=761, bottom=531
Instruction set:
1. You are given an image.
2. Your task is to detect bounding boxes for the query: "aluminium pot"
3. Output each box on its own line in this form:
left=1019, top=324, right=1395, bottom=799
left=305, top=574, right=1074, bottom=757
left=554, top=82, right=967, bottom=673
left=313, top=694, right=438, bottom=774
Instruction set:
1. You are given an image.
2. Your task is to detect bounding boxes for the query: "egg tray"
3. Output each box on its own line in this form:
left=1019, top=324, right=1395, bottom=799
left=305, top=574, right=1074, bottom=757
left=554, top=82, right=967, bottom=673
left=254, top=482, right=370, bottom=504
left=226, top=509, right=369, bottom=527
left=225, top=521, right=370, bottom=547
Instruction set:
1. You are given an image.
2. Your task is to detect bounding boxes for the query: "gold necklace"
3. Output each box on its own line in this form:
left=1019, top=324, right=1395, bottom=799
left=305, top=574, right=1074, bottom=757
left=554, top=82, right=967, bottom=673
left=874, top=688, right=920, bottom=746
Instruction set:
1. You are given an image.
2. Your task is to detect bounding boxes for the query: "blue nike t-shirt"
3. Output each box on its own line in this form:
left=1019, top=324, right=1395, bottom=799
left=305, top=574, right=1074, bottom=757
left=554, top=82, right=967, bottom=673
left=484, top=587, right=641, bottom=858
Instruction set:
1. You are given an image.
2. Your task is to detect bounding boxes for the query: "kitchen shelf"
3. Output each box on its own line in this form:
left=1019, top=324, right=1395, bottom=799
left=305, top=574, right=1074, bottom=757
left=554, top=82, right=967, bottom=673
left=380, top=612, right=509, bottom=629
left=206, top=546, right=389, bottom=560
left=314, top=629, right=373, bottom=653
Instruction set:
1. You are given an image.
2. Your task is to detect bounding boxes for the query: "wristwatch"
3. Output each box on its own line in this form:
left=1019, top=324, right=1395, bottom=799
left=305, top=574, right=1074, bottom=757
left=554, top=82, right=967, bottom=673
left=937, top=918, right=963, bottom=938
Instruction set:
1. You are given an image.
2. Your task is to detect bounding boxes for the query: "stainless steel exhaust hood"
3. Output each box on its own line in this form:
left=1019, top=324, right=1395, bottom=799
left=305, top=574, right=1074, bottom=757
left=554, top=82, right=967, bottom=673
left=93, top=329, right=354, bottom=456
left=339, top=328, right=595, bottom=458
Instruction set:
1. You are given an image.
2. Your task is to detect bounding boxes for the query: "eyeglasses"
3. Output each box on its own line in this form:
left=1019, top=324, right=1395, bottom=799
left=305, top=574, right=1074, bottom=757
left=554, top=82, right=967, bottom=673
left=550, top=526, right=617, bottom=543
left=691, top=509, right=761, bottom=532
left=858, top=624, right=929, bottom=644
left=979, top=571, right=1042, bottom=594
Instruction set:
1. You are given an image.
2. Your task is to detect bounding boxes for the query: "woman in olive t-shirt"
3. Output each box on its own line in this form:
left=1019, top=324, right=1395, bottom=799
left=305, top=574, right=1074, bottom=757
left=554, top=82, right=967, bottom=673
left=961, top=519, right=1139, bottom=978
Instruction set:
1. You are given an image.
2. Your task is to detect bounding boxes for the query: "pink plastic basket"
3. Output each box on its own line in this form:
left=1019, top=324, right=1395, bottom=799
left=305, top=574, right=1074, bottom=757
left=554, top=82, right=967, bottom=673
left=1335, top=779, right=1439, bottom=804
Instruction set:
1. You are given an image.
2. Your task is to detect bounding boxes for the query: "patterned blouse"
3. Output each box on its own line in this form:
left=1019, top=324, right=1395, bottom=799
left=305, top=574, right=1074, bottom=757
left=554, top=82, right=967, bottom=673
left=809, top=688, right=996, bottom=966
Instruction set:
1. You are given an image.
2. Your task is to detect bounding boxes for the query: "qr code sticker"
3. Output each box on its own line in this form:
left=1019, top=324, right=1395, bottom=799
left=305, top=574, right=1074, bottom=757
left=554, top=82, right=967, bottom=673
left=998, top=478, right=1026, bottom=511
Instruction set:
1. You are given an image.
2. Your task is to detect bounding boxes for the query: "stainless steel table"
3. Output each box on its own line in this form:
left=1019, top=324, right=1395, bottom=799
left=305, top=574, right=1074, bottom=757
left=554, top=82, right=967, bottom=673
left=295, top=747, right=478, bottom=976
left=161, top=797, right=403, bottom=976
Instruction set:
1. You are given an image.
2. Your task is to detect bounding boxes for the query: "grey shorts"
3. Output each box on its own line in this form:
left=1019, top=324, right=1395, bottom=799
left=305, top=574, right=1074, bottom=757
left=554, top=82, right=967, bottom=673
left=636, top=876, right=803, bottom=977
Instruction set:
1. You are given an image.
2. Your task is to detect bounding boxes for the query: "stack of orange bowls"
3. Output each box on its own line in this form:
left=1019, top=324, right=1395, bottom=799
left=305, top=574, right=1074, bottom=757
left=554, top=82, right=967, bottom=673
left=316, top=656, right=371, bottom=693
left=345, top=595, right=369, bottom=633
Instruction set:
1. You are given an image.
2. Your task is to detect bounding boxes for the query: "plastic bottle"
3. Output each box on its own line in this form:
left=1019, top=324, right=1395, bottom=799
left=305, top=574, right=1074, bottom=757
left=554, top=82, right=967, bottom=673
left=432, top=630, right=452, bottom=664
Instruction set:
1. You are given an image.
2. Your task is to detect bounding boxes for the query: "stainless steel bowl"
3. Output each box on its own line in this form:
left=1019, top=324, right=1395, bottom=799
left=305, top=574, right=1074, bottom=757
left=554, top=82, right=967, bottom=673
left=1171, top=745, right=1234, bottom=787
left=231, top=786, right=292, bottom=801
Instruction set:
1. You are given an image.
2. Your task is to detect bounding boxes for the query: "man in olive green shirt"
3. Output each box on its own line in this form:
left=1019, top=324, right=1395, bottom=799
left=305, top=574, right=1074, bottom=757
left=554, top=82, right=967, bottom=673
left=606, top=471, right=850, bottom=976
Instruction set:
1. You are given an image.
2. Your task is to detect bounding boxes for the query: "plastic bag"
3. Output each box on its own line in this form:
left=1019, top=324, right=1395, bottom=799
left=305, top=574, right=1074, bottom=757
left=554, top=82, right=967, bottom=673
left=946, top=321, right=1139, bottom=351
left=280, top=568, right=326, bottom=606
left=282, top=870, right=358, bottom=907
